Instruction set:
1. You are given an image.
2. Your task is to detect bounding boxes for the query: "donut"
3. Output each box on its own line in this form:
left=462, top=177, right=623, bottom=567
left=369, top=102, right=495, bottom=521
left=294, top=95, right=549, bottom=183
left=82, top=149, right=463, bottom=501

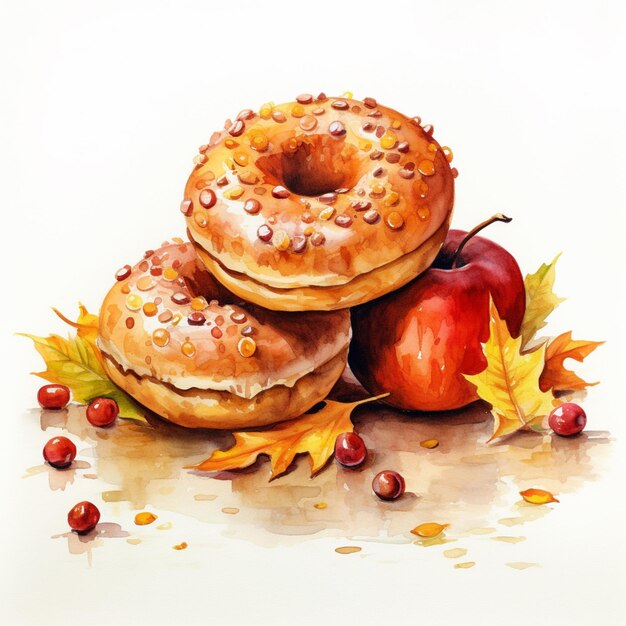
left=97, top=239, right=351, bottom=429
left=182, top=93, right=456, bottom=311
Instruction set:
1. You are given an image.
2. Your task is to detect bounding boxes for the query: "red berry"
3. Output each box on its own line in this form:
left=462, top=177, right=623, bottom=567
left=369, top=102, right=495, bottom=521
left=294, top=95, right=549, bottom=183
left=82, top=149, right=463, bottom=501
left=43, top=436, right=77, bottom=468
left=372, top=470, right=406, bottom=501
left=67, top=501, right=100, bottom=534
left=86, top=397, right=119, bottom=427
left=549, top=403, right=587, bottom=437
left=334, top=432, right=367, bottom=468
left=37, top=384, right=70, bottom=410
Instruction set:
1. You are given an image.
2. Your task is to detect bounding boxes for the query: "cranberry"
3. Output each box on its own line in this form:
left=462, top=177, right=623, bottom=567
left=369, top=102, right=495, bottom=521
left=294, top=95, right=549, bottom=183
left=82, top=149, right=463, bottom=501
left=43, top=436, right=76, bottom=468
left=86, top=398, right=119, bottom=427
left=37, top=384, right=70, bottom=410
left=372, top=470, right=406, bottom=501
left=334, top=432, right=367, bottom=468
left=549, top=403, right=587, bottom=437
left=67, top=501, right=100, bottom=534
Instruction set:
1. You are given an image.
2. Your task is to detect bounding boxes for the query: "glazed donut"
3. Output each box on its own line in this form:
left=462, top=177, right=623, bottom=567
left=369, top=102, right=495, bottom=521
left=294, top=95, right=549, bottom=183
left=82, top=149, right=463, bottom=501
left=97, top=239, right=351, bottom=429
left=182, top=93, right=455, bottom=311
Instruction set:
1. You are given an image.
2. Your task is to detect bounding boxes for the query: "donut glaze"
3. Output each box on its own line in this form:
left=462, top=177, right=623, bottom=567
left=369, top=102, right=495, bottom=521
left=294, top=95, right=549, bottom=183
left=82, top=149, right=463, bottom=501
left=98, top=239, right=351, bottom=428
left=183, top=93, right=455, bottom=311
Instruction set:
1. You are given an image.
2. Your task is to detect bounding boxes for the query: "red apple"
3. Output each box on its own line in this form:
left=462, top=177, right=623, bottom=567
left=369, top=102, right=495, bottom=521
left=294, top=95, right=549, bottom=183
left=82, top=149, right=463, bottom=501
left=349, top=215, right=525, bottom=411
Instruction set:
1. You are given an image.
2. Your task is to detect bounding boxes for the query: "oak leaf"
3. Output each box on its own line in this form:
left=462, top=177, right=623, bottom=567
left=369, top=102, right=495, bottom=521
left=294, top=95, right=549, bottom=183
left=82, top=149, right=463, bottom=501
left=190, top=394, right=388, bottom=480
left=464, top=300, right=557, bottom=441
left=520, top=254, right=565, bottom=348
left=539, top=331, right=603, bottom=392
left=21, top=306, right=147, bottom=422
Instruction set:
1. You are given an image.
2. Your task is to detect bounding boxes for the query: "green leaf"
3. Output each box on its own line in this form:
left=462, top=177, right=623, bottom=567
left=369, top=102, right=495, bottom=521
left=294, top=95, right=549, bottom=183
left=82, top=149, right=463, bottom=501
left=20, top=332, right=148, bottom=423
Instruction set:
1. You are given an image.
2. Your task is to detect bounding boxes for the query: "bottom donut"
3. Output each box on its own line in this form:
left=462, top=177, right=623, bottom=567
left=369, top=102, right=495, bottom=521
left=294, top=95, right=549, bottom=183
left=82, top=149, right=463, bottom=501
left=102, top=348, right=348, bottom=429
left=97, top=239, right=352, bottom=429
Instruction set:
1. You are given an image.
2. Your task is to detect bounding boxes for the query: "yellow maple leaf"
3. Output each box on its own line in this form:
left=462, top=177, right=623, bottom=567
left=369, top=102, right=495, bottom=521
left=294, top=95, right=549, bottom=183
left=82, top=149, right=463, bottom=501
left=52, top=303, right=99, bottom=344
left=190, top=394, right=388, bottom=480
left=20, top=306, right=147, bottom=423
left=410, top=522, right=449, bottom=538
left=520, top=254, right=565, bottom=348
left=540, top=331, right=603, bottom=392
left=464, top=300, right=557, bottom=441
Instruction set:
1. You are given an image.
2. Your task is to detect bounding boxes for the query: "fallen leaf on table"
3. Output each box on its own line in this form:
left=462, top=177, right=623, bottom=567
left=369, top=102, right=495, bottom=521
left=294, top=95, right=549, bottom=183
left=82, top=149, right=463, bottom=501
left=134, top=512, right=158, bottom=525
left=190, top=393, right=389, bottom=480
left=411, top=522, right=449, bottom=538
left=540, top=331, right=603, bottom=392
left=20, top=306, right=148, bottom=423
left=464, top=300, right=558, bottom=441
left=520, top=254, right=565, bottom=348
left=519, top=488, right=559, bottom=504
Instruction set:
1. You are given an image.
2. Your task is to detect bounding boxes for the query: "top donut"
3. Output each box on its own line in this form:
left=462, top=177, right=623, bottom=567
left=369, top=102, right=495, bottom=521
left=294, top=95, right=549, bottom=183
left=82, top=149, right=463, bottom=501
left=182, top=93, right=456, bottom=311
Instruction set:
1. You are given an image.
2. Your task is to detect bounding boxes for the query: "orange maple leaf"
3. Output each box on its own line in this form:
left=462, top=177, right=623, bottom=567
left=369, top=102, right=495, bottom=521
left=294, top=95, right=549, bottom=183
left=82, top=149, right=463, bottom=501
left=539, top=331, right=603, bottom=392
left=189, top=394, right=388, bottom=480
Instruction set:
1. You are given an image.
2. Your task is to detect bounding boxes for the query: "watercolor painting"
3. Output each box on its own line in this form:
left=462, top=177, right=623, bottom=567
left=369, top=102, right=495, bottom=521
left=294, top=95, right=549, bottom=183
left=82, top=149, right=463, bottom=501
left=20, top=89, right=607, bottom=545
left=3, top=2, right=624, bottom=626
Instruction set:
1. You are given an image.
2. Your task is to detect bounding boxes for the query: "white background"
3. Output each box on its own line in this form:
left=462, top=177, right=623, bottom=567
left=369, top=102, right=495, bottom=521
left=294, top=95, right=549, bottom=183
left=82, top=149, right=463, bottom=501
left=1, top=1, right=625, bottom=624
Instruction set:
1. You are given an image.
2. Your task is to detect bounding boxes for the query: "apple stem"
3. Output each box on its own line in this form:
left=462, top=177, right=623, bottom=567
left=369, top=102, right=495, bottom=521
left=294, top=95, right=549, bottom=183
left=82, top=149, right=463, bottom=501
left=450, top=214, right=512, bottom=269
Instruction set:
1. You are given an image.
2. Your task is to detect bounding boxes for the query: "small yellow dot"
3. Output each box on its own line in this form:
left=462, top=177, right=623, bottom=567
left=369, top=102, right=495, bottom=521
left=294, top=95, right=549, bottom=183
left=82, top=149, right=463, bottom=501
left=386, top=211, right=405, bottom=230
left=163, top=267, right=179, bottom=281
left=181, top=341, right=196, bottom=357
left=259, top=102, right=274, bottom=119
left=238, top=337, right=257, bottom=358
left=126, top=294, right=143, bottom=311
left=233, top=152, right=248, bottom=167
left=224, top=186, right=245, bottom=200
left=191, top=297, right=208, bottom=311
left=136, top=276, right=155, bottom=291
left=318, top=206, right=335, bottom=221
left=417, top=160, right=435, bottom=176
left=291, top=104, right=305, bottom=118
left=250, top=133, right=269, bottom=152
left=383, top=191, right=400, bottom=207
left=152, top=329, right=170, bottom=347
left=272, top=230, right=290, bottom=251
left=380, top=130, right=397, bottom=150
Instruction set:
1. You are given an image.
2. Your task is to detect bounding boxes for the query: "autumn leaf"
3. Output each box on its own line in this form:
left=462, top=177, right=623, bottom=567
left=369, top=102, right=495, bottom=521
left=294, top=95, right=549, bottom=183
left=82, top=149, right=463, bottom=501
left=20, top=306, right=148, bottom=423
left=519, top=488, right=559, bottom=504
left=540, top=331, right=603, bottom=392
left=190, top=394, right=389, bottom=480
left=411, top=522, right=449, bottom=538
left=464, top=300, right=557, bottom=441
left=520, top=254, right=565, bottom=348
left=53, top=304, right=99, bottom=344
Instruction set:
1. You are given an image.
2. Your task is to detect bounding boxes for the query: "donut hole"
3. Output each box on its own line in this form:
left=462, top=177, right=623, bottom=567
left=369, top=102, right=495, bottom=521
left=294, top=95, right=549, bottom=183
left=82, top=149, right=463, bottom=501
left=256, top=134, right=364, bottom=197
